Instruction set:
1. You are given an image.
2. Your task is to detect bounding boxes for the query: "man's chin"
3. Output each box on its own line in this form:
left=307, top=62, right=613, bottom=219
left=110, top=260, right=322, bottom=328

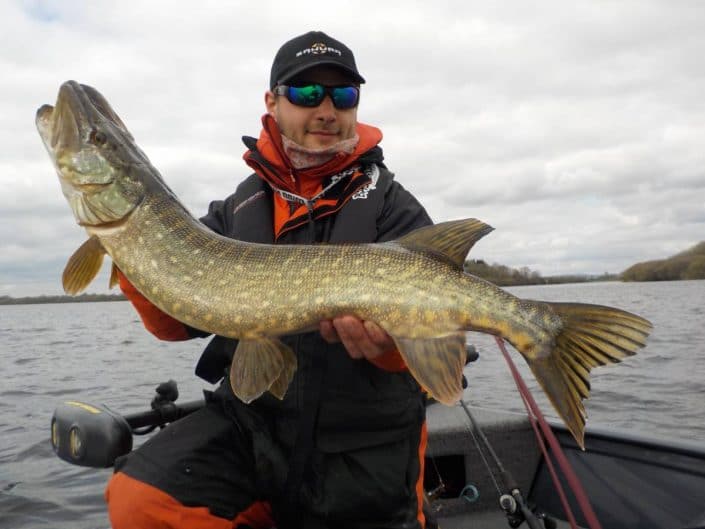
left=306, top=134, right=340, bottom=149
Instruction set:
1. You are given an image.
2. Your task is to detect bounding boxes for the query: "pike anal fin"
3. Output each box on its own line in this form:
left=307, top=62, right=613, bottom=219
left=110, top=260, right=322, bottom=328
left=229, top=338, right=297, bottom=403
left=62, top=236, right=106, bottom=294
left=393, top=333, right=467, bottom=405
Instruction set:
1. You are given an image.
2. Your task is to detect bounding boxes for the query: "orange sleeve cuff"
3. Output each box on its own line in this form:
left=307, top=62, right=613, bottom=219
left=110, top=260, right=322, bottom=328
left=118, top=270, right=191, bottom=341
left=368, top=347, right=408, bottom=372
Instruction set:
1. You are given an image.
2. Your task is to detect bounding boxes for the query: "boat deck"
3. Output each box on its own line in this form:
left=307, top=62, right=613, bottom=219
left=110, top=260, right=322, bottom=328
left=426, top=400, right=705, bottom=529
left=425, top=403, right=579, bottom=528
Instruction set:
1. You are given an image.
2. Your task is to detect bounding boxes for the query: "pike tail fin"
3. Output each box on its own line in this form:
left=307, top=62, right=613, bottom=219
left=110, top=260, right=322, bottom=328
left=526, top=302, right=652, bottom=449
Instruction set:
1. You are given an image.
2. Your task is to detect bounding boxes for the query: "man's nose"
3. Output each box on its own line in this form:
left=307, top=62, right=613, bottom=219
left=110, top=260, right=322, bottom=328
left=315, top=95, right=337, bottom=120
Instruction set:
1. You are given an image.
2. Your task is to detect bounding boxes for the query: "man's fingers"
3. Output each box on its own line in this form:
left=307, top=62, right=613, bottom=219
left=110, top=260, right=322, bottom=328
left=321, top=316, right=392, bottom=360
left=363, top=320, right=394, bottom=349
left=333, top=316, right=367, bottom=359
left=319, top=319, right=340, bottom=343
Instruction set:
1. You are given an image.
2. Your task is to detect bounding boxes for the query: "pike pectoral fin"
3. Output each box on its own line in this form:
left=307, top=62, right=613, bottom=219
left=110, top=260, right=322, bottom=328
left=393, top=333, right=467, bottom=405
left=229, top=338, right=297, bottom=404
left=62, top=236, right=106, bottom=294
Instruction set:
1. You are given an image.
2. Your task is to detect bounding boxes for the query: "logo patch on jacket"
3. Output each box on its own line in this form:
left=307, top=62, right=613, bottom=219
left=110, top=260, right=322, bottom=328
left=272, top=164, right=378, bottom=239
left=352, top=164, right=379, bottom=200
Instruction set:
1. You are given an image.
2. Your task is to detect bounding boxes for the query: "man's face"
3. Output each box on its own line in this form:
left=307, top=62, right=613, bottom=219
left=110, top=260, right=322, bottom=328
left=266, top=65, right=358, bottom=149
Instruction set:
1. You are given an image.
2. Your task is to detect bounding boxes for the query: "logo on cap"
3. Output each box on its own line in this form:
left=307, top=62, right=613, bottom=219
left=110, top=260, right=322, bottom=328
left=296, top=42, right=342, bottom=58
left=311, top=42, right=327, bottom=54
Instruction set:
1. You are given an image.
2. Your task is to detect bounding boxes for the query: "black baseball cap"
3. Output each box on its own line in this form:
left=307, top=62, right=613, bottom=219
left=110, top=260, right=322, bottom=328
left=270, top=31, right=365, bottom=89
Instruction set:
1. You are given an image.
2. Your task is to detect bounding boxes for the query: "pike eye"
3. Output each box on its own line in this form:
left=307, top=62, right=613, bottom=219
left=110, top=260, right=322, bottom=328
left=90, top=130, right=107, bottom=146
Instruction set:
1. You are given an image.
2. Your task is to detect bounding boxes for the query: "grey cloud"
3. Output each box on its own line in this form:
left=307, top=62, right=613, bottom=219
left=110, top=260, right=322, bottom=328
left=2, top=1, right=705, bottom=295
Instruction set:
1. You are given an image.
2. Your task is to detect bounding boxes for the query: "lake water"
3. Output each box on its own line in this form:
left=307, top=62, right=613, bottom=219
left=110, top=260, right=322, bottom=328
left=1, top=280, right=703, bottom=528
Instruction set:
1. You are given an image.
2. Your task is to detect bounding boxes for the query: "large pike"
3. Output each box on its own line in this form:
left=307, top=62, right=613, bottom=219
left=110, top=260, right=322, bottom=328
left=36, top=81, right=652, bottom=448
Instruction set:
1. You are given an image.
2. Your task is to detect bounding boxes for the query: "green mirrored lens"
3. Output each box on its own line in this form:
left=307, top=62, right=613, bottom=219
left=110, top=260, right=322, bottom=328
left=288, top=85, right=325, bottom=106
left=285, top=85, right=359, bottom=109
left=331, top=87, right=359, bottom=109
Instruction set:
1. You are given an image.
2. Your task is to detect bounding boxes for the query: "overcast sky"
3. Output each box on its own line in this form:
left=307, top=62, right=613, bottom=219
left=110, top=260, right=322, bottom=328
left=2, top=1, right=704, bottom=297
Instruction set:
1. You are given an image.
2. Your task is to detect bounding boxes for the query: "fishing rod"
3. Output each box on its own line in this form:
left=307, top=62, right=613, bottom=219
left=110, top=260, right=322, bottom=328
left=422, top=344, right=556, bottom=528
left=459, top=399, right=556, bottom=529
left=494, top=337, right=602, bottom=529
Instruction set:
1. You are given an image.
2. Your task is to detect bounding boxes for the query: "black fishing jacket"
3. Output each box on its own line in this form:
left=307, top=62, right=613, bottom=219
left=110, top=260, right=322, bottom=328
left=186, top=145, right=433, bottom=527
left=111, top=130, right=435, bottom=527
left=194, top=146, right=432, bottom=453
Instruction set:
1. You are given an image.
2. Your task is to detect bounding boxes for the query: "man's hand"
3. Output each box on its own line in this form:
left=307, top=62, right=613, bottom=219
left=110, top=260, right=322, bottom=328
left=320, top=315, right=395, bottom=360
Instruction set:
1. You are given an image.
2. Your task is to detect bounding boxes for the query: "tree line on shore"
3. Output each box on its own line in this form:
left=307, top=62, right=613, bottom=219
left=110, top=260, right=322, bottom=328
left=620, top=241, right=705, bottom=282
left=467, top=239, right=705, bottom=284
left=466, top=239, right=705, bottom=285
left=0, top=293, right=126, bottom=305
left=463, top=260, right=617, bottom=286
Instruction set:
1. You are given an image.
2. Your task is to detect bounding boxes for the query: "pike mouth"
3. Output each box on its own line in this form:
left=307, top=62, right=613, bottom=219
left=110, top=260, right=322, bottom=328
left=55, top=156, right=115, bottom=192
left=70, top=181, right=114, bottom=193
left=36, top=103, right=54, bottom=123
left=36, top=104, right=56, bottom=149
left=36, top=81, right=103, bottom=154
left=77, top=216, right=131, bottom=229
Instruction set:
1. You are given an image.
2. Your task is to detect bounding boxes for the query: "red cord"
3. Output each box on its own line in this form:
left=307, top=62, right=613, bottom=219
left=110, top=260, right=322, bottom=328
left=495, top=336, right=603, bottom=529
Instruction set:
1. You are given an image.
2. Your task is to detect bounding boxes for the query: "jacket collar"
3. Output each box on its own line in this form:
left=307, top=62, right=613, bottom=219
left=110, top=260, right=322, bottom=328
left=243, top=114, right=383, bottom=198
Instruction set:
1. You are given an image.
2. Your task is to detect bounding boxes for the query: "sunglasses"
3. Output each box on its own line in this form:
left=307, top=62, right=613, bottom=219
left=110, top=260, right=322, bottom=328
left=273, top=84, right=360, bottom=110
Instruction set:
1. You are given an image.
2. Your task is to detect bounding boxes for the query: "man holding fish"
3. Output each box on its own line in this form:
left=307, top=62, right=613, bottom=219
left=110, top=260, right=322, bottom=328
left=38, top=23, right=651, bottom=527
left=106, top=31, right=436, bottom=529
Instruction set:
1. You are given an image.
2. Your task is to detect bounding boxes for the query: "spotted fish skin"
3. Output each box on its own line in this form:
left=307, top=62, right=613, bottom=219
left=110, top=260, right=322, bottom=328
left=36, top=81, right=653, bottom=449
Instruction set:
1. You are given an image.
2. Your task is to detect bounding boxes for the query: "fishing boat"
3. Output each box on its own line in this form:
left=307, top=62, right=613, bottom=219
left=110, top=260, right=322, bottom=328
left=424, top=340, right=705, bottom=529
left=51, top=349, right=705, bottom=529
left=425, top=402, right=705, bottom=529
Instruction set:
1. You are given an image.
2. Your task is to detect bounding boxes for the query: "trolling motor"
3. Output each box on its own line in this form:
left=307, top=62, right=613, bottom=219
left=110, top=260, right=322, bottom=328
left=50, top=380, right=204, bottom=468
left=51, top=346, right=481, bottom=468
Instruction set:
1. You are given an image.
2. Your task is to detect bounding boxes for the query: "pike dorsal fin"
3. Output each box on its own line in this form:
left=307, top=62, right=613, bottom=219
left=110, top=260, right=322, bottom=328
left=396, top=218, right=494, bottom=269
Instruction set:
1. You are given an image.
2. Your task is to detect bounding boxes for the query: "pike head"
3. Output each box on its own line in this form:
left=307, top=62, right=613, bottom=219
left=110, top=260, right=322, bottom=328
left=36, top=80, right=149, bottom=228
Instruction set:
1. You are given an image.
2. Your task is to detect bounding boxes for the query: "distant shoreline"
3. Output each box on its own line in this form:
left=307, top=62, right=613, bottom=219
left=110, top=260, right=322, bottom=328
left=0, top=293, right=126, bottom=306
